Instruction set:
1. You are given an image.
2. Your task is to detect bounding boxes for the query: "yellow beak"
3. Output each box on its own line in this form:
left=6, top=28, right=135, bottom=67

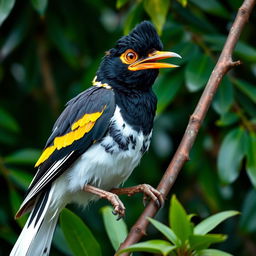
left=128, top=51, right=181, bottom=71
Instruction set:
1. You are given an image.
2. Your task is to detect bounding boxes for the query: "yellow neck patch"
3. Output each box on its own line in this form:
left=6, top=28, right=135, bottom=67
left=92, top=76, right=112, bottom=89
left=35, top=108, right=105, bottom=167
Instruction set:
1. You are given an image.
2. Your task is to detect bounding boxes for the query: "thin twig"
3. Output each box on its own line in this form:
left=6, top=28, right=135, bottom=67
left=232, top=103, right=255, bottom=133
left=117, top=0, right=256, bottom=254
left=37, top=37, right=60, bottom=115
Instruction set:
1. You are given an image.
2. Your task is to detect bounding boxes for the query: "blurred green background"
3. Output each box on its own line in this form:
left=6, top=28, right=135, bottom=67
left=0, top=0, right=256, bottom=255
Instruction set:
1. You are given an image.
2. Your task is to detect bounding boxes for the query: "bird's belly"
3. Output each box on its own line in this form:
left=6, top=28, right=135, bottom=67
left=70, top=142, right=142, bottom=190
left=67, top=133, right=151, bottom=206
left=63, top=142, right=138, bottom=205
left=53, top=107, right=152, bottom=207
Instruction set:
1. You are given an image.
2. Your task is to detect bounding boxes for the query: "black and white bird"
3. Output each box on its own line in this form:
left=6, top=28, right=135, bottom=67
left=10, top=21, right=181, bottom=256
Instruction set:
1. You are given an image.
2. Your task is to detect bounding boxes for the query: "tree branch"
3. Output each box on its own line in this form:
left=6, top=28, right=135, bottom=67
left=37, top=36, right=60, bottom=115
left=117, top=0, right=256, bottom=254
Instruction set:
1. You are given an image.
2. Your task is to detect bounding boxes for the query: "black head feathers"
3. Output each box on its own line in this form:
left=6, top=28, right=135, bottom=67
left=113, top=21, right=163, bottom=56
left=95, top=21, right=179, bottom=92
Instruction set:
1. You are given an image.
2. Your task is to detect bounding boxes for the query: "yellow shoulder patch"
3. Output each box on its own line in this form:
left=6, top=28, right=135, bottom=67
left=35, top=107, right=105, bottom=167
left=71, top=111, right=103, bottom=130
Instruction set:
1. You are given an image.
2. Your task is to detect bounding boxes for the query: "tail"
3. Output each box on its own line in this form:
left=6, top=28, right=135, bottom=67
left=10, top=188, right=61, bottom=256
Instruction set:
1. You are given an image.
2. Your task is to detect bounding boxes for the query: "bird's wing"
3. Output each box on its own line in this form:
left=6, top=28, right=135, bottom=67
left=16, top=86, right=115, bottom=217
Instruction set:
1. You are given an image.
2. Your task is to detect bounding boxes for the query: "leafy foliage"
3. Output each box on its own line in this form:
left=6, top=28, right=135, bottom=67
left=31, top=0, right=48, bottom=16
left=0, top=0, right=15, bottom=26
left=0, top=0, right=256, bottom=255
left=60, top=208, right=101, bottom=256
left=101, top=206, right=128, bottom=250
left=117, top=196, right=239, bottom=255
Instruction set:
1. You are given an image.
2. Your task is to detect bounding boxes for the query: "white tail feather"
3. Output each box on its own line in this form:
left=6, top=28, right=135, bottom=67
left=10, top=187, right=60, bottom=256
left=27, top=213, right=59, bottom=255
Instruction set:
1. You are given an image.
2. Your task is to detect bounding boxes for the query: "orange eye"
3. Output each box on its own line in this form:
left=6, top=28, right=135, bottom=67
left=120, top=49, right=138, bottom=64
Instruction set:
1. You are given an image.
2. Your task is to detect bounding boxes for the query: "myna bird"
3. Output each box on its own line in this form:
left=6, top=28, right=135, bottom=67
left=10, top=21, right=181, bottom=256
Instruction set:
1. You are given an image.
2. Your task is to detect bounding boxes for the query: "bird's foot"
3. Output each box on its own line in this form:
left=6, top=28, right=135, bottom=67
left=140, top=184, right=164, bottom=208
left=107, top=194, right=126, bottom=220
left=83, top=184, right=125, bottom=220
left=111, top=184, right=164, bottom=208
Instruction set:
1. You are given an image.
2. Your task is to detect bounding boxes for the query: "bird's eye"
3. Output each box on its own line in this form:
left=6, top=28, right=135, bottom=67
left=120, top=49, right=138, bottom=64
left=126, top=52, right=136, bottom=61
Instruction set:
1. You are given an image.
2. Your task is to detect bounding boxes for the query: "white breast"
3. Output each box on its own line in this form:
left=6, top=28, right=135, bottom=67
left=52, top=106, right=152, bottom=207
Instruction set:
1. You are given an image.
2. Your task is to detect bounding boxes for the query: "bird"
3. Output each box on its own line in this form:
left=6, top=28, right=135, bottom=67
left=10, top=21, right=181, bottom=256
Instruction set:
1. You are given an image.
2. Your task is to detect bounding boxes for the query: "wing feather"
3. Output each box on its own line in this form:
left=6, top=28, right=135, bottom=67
left=16, top=87, right=115, bottom=217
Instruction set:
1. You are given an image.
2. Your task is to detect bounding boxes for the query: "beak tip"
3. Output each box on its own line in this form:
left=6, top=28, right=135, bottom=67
left=173, top=53, right=182, bottom=59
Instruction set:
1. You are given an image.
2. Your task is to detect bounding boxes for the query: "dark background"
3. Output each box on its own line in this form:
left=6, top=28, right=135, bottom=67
left=0, top=0, right=256, bottom=255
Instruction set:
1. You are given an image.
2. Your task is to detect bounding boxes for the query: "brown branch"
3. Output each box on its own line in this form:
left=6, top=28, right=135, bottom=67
left=37, top=37, right=60, bottom=115
left=117, top=0, right=256, bottom=254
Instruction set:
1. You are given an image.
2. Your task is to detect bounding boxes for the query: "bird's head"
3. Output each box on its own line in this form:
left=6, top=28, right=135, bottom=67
left=96, top=21, right=181, bottom=92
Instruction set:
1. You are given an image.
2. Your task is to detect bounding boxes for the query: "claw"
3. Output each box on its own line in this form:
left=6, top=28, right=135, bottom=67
left=112, top=201, right=126, bottom=221
left=154, top=198, right=161, bottom=208
left=141, top=184, right=164, bottom=208
left=112, top=210, right=117, bottom=215
left=143, top=195, right=148, bottom=207
left=110, top=183, right=165, bottom=210
left=116, top=215, right=123, bottom=221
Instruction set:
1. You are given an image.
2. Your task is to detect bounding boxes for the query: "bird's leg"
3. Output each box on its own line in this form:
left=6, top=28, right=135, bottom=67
left=110, top=184, right=164, bottom=208
left=83, top=184, right=125, bottom=220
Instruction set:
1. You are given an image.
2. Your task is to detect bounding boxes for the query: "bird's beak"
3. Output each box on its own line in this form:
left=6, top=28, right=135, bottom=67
left=128, top=51, right=182, bottom=71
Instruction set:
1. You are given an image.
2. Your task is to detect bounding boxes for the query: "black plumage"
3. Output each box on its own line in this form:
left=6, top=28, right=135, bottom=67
left=19, top=87, right=115, bottom=216
left=97, top=21, right=162, bottom=91
left=11, top=20, right=180, bottom=256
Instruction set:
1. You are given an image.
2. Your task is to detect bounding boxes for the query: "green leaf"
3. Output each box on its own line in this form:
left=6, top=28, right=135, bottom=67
left=0, top=225, right=17, bottom=244
left=31, top=0, right=48, bottom=16
left=116, top=240, right=176, bottom=256
left=154, top=70, right=184, bottom=113
left=197, top=165, right=222, bottom=211
left=197, top=249, right=233, bottom=256
left=185, top=55, right=214, bottom=92
left=194, top=210, right=239, bottom=235
left=148, top=217, right=181, bottom=246
left=212, top=77, right=234, bottom=114
left=190, top=0, right=229, bottom=18
left=0, top=108, right=20, bottom=133
left=227, top=0, right=241, bottom=9
left=236, top=91, right=256, bottom=118
left=234, top=41, right=256, bottom=63
left=233, top=79, right=256, bottom=104
left=47, top=17, right=79, bottom=68
left=217, top=128, right=247, bottom=184
left=216, top=112, right=239, bottom=127
left=177, top=0, right=187, bottom=7
left=204, top=35, right=256, bottom=62
left=0, top=0, right=15, bottom=26
left=169, top=195, right=192, bottom=244
left=0, top=13, right=30, bottom=60
left=144, top=0, right=170, bottom=35
left=9, top=168, right=33, bottom=189
left=0, top=128, right=17, bottom=145
left=52, top=227, right=73, bottom=256
left=171, top=42, right=200, bottom=65
left=101, top=206, right=128, bottom=250
left=9, top=189, right=27, bottom=227
left=5, top=148, right=41, bottom=165
left=246, top=133, right=256, bottom=188
left=239, top=189, right=256, bottom=233
left=116, top=0, right=129, bottom=9
left=189, top=234, right=227, bottom=250
left=123, top=3, right=143, bottom=35
left=176, top=4, right=216, bottom=33
left=60, top=208, right=101, bottom=256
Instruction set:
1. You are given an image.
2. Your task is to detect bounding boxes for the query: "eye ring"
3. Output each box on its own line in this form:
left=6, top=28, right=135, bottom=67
left=120, top=49, right=138, bottom=64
